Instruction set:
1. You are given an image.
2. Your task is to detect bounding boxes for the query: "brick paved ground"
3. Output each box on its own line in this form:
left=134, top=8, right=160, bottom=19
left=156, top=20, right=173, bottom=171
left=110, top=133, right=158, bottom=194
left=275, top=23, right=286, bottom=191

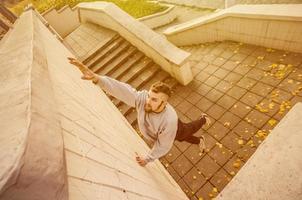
left=160, top=41, right=302, bottom=200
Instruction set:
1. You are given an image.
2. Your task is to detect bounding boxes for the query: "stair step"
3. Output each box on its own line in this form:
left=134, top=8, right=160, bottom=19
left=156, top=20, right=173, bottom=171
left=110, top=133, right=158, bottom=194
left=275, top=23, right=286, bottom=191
left=140, top=70, right=171, bottom=90
left=119, top=58, right=153, bottom=83
left=130, top=65, right=160, bottom=89
left=126, top=109, right=137, bottom=125
left=111, top=52, right=145, bottom=80
left=99, top=46, right=138, bottom=76
left=93, top=40, right=131, bottom=74
left=119, top=103, right=134, bottom=116
left=83, top=34, right=120, bottom=64
left=87, top=36, right=124, bottom=69
left=163, top=77, right=179, bottom=89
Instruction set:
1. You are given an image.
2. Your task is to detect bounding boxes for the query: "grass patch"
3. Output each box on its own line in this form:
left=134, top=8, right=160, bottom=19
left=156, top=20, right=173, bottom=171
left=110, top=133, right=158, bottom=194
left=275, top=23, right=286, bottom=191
left=9, top=0, right=168, bottom=18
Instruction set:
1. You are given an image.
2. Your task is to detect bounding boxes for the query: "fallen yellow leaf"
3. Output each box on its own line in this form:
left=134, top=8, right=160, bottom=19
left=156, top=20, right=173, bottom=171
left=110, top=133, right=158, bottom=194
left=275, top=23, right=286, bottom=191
left=216, top=142, right=223, bottom=148
left=233, top=160, right=241, bottom=168
left=238, top=139, right=244, bottom=145
left=268, top=119, right=277, bottom=126
left=212, top=187, right=218, bottom=193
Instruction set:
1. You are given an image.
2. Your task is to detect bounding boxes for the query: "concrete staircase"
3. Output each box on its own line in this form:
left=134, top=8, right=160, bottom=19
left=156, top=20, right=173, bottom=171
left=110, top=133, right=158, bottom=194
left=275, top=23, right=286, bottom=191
left=81, top=34, right=179, bottom=127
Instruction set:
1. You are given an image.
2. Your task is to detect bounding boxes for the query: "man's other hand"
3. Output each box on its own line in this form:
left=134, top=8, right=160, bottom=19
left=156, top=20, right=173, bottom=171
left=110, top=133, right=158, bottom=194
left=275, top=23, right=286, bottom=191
left=135, top=152, right=147, bottom=167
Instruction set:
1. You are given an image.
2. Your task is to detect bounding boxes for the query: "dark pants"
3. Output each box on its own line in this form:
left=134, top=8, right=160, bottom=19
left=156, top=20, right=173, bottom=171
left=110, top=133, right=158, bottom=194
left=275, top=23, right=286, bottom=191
left=175, top=118, right=206, bottom=144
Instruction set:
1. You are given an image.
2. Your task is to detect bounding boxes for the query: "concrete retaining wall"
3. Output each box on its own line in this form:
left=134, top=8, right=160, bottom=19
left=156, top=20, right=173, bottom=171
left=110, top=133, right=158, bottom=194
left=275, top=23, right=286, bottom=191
left=164, top=4, right=302, bottom=53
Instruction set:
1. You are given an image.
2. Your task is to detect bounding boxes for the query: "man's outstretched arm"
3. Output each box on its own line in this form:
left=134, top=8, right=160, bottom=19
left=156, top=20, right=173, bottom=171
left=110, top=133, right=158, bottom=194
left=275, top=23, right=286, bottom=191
left=68, top=57, right=138, bottom=107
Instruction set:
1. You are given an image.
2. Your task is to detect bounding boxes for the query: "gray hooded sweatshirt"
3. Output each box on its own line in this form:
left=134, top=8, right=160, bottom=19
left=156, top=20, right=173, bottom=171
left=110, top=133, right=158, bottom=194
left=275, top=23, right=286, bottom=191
left=96, top=76, right=178, bottom=162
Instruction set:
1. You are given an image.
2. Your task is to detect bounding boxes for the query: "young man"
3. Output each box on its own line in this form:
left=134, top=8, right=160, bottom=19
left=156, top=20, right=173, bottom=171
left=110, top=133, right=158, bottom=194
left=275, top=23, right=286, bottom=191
left=68, top=57, right=211, bottom=167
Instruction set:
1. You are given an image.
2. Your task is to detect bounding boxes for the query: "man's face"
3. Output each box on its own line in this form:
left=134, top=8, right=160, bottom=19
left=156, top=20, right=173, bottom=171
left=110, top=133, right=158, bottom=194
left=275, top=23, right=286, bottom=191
left=144, top=90, right=168, bottom=113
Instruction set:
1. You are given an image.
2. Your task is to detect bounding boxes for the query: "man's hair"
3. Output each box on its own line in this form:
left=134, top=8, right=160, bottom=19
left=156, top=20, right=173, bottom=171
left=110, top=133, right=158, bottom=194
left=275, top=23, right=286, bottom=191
left=150, top=81, right=172, bottom=97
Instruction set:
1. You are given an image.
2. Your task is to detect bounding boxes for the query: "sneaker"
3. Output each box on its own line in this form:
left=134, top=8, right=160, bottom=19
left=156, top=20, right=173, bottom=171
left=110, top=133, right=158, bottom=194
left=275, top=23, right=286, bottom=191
left=199, top=135, right=206, bottom=153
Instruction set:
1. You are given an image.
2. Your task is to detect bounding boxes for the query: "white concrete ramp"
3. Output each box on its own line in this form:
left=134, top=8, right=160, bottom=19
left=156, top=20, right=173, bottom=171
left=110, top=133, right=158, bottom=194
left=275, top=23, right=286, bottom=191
left=216, top=103, right=302, bottom=200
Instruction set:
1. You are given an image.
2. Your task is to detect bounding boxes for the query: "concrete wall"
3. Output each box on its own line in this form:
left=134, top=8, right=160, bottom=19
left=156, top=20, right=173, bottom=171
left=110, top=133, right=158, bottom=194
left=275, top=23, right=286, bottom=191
left=42, top=5, right=80, bottom=38
left=0, top=7, right=189, bottom=200
left=159, top=0, right=225, bottom=9
left=216, top=103, right=302, bottom=200
left=164, top=4, right=302, bottom=53
left=0, top=10, right=67, bottom=200
left=138, top=4, right=177, bottom=29
left=226, top=0, right=302, bottom=8
left=78, top=2, right=192, bottom=85
left=42, top=4, right=177, bottom=37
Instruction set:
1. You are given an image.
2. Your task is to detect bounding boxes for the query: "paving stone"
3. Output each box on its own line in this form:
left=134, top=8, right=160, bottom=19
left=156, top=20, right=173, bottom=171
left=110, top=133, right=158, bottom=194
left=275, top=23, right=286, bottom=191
left=186, top=92, right=203, bottom=104
left=206, top=104, right=226, bottom=120
left=233, top=63, right=251, bottom=75
left=230, top=101, right=252, bottom=118
left=207, top=121, right=230, bottom=140
left=236, top=140, right=257, bottom=162
left=184, top=144, right=204, bottom=164
left=221, top=60, right=239, bottom=71
left=169, top=95, right=183, bottom=107
left=174, top=140, right=191, bottom=152
left=210, top=168, right=232, bottom=192
left=195, top=84, right=212, bottom=96
left=254, top=59, right=274, bottom=71
left=240, top=91, right=263, bottom=106
left=186, top=106, right=203, bottom=121
left=278, top=78, right=302, bottom=94
left=187, top=79, right=203, bottom=90
left=241, top=55, right=258, bottom=65
left=195, top=71, right=211, bottom=82
left=229, top=53, right=248, bottom=63
left=268, top=89, right=293, bottom=103
left=196, top=97, right=214, bottom=112
left=177, top=100, right=194, bottom=114
left=217, top=95, right=237, bottom=110
left=183, top=167, right=207, bottom=193
left=220, top=50, right=234, bottom=59
left=165, top=145, right=182, bottom=163
left=206, top=89, right=224, bottom=102
left=175, top=85, right=193, bottom=98
left=224, top=72, right=242, bottom=84
left=177, top=179, right=195, bottom=198
left=212, top=57, right=227, bottom=67
left=245, top=109, right=270, bottom=129
left=236, top=76, right=257, bottom=90
left=221, top=131, right=243, bottom=152
left=204, top=75, right=221, bottom=88
left=166, top=165, right=181, bottom=182
left=215, top=80, right=233, bottom=93
left=250, top=82, right=274, bottom=97
left=260, top=74, right=283, bottom=86
left=194, top=60, right=209, bottom=70
left=196, top=182, right=217, bottom=200
left=288, top=68, right=302, bottom=82
left=172, top=154, right=194, bottom=177
left=201, top=132, right=218, bottom=152
left=227, top=85, right=247, bottom=100
left=208, top=145, right=233, bottom=166
left=203, top=64, right=219, bottom=75
left=223, top=155, right=245, bottom=176
left=196, top=155, right=220, bottom=179
left=203, top=54, right=217, bottom=63
left=246, top=68, right=265, bottom=81
left=214, top=68, right=230, bottom=79
left=233, top=120, right=257, bottom=140
left=218, top=111, right=241, bottom=129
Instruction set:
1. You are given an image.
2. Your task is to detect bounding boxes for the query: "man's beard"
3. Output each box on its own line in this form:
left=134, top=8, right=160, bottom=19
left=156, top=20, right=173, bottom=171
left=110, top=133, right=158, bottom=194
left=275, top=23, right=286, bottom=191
left=144, top=103, right=152, bottom=113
